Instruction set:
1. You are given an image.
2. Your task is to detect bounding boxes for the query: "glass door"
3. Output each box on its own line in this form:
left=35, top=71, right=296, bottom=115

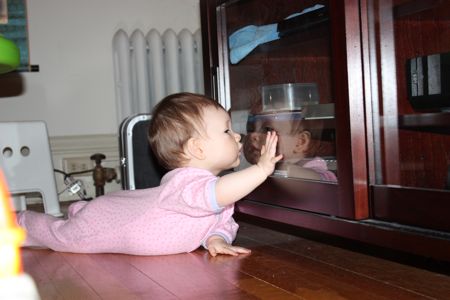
left=211, top=0, right=368, bottom=218
left=366, top=0, right=450, bottom=232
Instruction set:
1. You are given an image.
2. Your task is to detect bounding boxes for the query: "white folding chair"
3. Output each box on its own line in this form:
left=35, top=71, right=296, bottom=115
left=0, top=121, right=62, bottom=216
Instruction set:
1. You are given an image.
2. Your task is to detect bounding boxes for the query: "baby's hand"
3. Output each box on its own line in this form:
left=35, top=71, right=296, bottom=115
left=207, top=236, right=251, bottom=257
left=256, top=131, right=283, bottom=176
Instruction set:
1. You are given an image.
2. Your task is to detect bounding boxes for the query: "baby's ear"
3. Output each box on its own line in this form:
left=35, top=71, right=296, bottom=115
left=185, top=137, right=206, bottom=160
left=294, top=131, right=311, bottom=153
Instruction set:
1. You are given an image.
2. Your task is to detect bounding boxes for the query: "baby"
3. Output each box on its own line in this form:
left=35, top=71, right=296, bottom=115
left=16, top=93, right=282, bottom=256
left=243, top=111, right=337, bottom=182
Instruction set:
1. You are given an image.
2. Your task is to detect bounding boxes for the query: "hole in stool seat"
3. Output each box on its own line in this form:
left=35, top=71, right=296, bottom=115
left=20, top=146, right=30, bottom=156
left=2, top=147, right=13, bottom=157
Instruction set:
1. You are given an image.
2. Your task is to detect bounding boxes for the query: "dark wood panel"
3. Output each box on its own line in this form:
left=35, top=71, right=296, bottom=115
left=200, top=0, right=221, bottom=98
left=379, top=0, right=450, bottom=188
left=236, top=200, right=450, bottom=262
left=244, top=176, right=340, bottom=215
left=329, top=0, right=369, bottom=219
left=371, top=185, right=450, bottom=232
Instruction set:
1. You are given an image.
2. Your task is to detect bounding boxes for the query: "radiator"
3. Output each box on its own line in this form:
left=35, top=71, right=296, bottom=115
left=112, top=28, right=204, bottom=123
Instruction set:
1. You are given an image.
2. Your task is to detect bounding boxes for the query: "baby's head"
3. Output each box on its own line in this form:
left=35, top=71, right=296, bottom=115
left=244, top=112, right=325, bottom=164
left=148, top=92, right=224, bottom=170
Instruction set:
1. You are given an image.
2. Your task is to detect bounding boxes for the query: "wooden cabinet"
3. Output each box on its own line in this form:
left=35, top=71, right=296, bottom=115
left=365, top=0, right=450, bottom=234
left=200, top=0, right=450, bottom=261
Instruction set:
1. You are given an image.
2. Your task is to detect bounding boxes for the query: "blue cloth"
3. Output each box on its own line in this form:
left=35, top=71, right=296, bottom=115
left=228, top=4, right=325, bottom=64
left=229, top=23, right=279, bottom=64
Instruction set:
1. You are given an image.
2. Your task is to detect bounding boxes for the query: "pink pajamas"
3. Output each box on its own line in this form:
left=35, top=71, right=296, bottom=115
left=300, top=157, right=337, bottom=182
left=17, top=167, right=238, bottom=255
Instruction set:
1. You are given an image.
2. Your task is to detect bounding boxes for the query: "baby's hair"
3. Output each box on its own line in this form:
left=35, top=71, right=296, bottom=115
left=148, top=92, right=224, bottom=170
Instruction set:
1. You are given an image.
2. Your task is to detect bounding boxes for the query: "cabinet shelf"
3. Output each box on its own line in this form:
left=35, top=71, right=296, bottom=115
left=398, top=112, right=450, bottom=134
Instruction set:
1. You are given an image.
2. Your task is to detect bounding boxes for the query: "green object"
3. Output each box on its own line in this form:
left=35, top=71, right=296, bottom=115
left=0, top=35, right=20, bottom=74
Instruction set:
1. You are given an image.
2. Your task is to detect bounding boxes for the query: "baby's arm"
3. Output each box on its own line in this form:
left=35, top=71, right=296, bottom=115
left=215, top=131, right=283, bottom=207
left=206, top=235, right=251, bottom=257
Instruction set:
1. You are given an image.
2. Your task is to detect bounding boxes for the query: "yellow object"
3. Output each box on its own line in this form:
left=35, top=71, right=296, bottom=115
left=0, top=35, right=20, bottom=74
left=0, top=170, right=25, bottom=278
left=0, top=170, right=40, bottom=299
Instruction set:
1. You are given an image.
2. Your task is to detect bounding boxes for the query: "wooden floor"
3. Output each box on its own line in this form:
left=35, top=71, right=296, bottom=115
left=20, top=207, right=450, bottom=300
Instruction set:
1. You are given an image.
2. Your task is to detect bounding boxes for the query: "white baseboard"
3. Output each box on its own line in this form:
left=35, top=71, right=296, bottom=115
left=49, top=134, right=123, bottom=202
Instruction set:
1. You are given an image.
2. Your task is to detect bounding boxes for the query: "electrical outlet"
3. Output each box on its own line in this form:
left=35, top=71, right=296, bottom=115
left=63, top=157, right=93, bottom=174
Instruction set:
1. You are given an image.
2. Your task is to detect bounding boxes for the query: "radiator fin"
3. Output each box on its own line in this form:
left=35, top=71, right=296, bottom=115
left=113, top=28, right=204, bottom=124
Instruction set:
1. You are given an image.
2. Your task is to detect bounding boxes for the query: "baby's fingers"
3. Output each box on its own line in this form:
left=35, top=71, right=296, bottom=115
left=273, top=153, right=283, bottom=163
left=265, top=131, right=278, bottom=155
left=260, top=144, right=267, bottom=156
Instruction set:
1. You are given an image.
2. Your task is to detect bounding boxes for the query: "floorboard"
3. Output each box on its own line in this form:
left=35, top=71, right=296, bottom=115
left=236, top=222, right=450, bottom=299
left=18, top=203, right=450, bottom=299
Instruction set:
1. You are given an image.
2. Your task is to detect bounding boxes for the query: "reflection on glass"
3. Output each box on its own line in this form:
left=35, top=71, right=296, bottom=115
left=241, top=111, right=337, bottom=182
left=261, top=83, right=319, bottom=112
left=223, top=0, right=336, bottom=184
left=368, top=0, right=450, bottom=191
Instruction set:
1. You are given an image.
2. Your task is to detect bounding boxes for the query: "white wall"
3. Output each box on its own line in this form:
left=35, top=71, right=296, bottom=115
left=0, top=0, right=200, bottom=137
left=0, top=0, right=201, bottom=203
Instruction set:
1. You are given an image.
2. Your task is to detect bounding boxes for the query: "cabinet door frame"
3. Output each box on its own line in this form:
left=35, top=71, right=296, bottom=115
left=361, top=0, right=450, bottom=232
left=329, top=0, right=369, bottom=219
left=200, top=0, right=369, bottom=220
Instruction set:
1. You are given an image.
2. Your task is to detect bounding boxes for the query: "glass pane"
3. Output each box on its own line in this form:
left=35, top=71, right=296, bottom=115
left=220, top=0, right=337, bottom=183
left=368, top=0, right=450, bottom=191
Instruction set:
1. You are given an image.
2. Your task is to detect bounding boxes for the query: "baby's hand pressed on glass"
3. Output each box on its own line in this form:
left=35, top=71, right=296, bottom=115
left=206, top=236, right=251, bottom=257
left=214, top=131, right=282, bottom=207
left=257, top=131, right=283, bottom=176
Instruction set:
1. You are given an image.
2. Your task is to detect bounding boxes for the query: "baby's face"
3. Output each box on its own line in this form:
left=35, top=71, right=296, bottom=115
left=200, top=106, right=242, bottom=174
left=243, top=113, right=304, bottom=164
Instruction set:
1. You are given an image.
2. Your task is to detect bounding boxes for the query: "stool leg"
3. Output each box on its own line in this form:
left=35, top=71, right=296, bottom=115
left=11, top=195, right=27, bottom=212
left=41, top=190, right=63, bottom=217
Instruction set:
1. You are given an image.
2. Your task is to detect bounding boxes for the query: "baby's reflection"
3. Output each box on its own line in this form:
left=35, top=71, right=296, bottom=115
left=243, top=112, right=337, bottom=182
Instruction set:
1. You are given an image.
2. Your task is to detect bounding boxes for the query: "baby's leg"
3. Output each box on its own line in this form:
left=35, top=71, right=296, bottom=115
left=67, top=200, right=89, bottom=218
left=16, top=210, right=63, bottom=248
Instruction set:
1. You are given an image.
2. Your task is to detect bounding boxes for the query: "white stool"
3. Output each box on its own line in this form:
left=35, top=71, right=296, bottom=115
left=0, top=121, right=62, bottom=217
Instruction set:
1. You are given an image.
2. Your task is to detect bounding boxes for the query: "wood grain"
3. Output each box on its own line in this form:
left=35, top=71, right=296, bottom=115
left=21, top=221, right=450, bottom=300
